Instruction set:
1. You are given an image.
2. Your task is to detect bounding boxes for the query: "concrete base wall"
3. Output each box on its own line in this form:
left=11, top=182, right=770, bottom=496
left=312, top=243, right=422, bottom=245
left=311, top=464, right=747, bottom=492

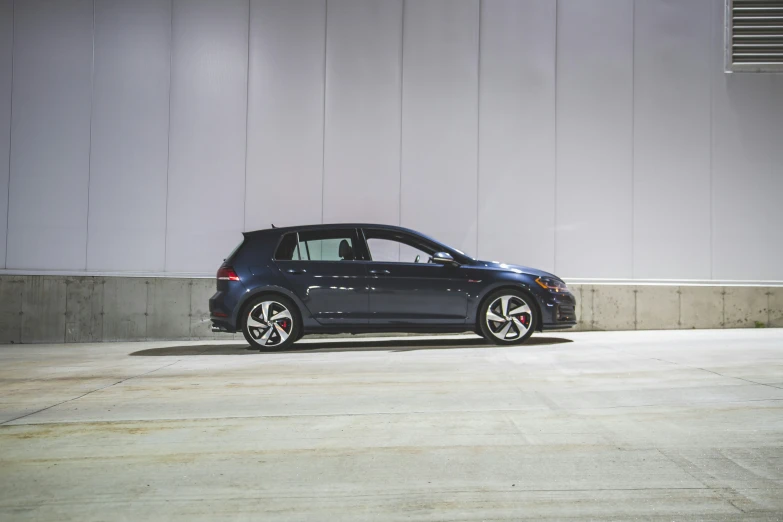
left=0, top=276, right=242, bottom=344
left=570, top=284, right=782, bottom=332
left=0, top=276, right=780, bottom=343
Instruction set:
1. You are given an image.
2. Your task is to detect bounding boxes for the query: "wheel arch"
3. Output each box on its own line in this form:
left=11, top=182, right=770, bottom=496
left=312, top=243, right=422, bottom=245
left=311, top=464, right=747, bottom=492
left=233, top=285, right=310, bottom=330
left=475, top=284, right=544, bottom=333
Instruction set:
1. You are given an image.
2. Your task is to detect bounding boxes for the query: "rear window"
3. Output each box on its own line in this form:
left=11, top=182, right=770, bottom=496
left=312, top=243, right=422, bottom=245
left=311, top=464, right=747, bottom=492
left=275, top=230, right=358, bottom=261
left=224, top=238, right=245, bottom=262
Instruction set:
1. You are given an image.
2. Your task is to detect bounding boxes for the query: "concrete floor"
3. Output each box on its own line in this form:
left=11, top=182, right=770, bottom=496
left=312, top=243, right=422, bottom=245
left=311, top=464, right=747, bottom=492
left=0, top=330, right=782, bottom=521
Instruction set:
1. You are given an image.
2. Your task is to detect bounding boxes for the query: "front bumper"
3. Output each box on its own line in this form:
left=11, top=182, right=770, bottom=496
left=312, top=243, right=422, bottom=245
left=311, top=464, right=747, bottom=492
left=537, top=291, right=577, bottom=329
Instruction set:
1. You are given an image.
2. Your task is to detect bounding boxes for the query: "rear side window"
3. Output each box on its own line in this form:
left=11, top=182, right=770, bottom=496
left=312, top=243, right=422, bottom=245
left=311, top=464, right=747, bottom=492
left=275, top=234, right=300, bottom=260
left=275, top=229, right=358, bottom=261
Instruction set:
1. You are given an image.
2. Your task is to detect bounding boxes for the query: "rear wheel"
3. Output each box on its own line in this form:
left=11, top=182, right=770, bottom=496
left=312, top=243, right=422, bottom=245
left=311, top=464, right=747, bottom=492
left=241, top=295, right=301, bottom=350
left=478, top=289, right=536, bottom=345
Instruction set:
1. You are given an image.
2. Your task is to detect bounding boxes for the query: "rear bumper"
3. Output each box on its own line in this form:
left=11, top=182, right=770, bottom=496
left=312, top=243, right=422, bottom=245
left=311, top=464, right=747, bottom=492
left=209, top=291, right=238, bottom=333
left=210, top=320, right=236, bottom=333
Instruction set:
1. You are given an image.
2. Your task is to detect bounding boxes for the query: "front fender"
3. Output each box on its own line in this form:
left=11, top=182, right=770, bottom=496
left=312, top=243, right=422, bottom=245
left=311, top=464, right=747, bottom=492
left=467, top=275, right=544, bottom=328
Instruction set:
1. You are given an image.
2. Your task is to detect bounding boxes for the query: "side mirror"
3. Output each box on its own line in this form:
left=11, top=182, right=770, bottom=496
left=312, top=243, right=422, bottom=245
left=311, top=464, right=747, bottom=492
left=432, top=252, right=458, bottom=266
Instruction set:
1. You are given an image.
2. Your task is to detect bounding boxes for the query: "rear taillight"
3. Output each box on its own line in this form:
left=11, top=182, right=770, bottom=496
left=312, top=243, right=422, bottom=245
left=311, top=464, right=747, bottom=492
left=217, top=266, right=240, bottom=281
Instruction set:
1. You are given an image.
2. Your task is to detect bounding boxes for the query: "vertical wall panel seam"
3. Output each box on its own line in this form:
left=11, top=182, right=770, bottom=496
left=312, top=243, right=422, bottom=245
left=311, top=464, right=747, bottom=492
left=631, top=0, right=636, bottom=280
left=187, top=278, right=193, bottom=338
left=163, top=0, right=174, bottom=271
left=100, top=277, right=106, bottom=341
left=242, top=0, right=251, bottom=232
left=397, top=0, right=405, bottom=262
left=145, top=279, right=150, bottom=341
left=63, top=278, right=68, bottom=341
left=84, top=0, right=96, bottom=270
left=398, top=0, right=405, bottom=229
left=475, top=0, right=481, bottom=257
left=678, top=286, right=682, bottom=329
left=320, top=0, right=327, bottom=224
left=767, top=289, right=771, bottom=327
left=634, top=287, right=638, bottom=330
left=98, top=278, right=105, bottom=341
left=709, top=0, right=714, bottom=280
left=18, top=275, right=23, bottom=342
left=4, top=0, right=15, bottom=269
left=553, top=0, right=558, bottom=272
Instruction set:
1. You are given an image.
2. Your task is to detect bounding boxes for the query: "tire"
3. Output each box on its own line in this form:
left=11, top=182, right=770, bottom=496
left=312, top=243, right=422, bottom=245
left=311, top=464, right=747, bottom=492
left=241, top=294, right=301, bottom=351
left=478, top=289, right=537, bottom=346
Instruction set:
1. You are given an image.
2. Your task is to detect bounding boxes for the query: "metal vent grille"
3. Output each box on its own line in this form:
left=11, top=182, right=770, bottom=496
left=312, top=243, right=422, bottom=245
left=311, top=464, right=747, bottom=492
left=726, top=0, right=783, bottom=72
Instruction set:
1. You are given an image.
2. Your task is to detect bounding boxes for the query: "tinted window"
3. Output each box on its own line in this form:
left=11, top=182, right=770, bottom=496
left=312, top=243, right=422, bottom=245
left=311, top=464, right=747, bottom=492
left=367, top=238, right=431, bottom=263
left=275, top=233, right=301, bottom=260
left=224, top=238, right=245, bottom=262
left=363, top=230, right=439, bottom=263
left=275, top=230, right=357, bottom=261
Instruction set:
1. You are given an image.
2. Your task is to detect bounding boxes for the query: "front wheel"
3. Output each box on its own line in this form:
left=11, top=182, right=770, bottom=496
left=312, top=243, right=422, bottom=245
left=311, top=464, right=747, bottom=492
left=478, top=289, right=536, bottom=345
left=241, top=295, right=301, bottom=351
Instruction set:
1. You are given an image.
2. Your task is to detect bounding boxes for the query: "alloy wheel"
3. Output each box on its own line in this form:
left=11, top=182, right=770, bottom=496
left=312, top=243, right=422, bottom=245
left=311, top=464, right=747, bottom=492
left=246, top=300, right=293, bottom=347
left=485, top=295, right=532, bottom=341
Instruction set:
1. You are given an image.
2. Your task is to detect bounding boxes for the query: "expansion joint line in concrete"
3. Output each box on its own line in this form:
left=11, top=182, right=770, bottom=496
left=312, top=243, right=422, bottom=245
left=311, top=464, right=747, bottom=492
left=651, top=357, right=783, bottom=391
left=655, top=448, right=746, bottom=515
left=0, top=359, right=182, bottom=426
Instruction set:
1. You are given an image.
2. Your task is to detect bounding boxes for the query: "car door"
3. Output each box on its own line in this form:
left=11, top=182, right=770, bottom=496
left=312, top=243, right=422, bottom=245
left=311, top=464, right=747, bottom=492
left=274, top=228, right=369, bottom=325
left=359, top=228, right=469, bottom=325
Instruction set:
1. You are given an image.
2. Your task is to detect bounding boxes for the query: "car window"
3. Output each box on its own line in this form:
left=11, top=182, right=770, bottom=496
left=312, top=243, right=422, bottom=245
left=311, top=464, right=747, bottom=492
left=275, top=230, right=357, bottom=261
left=275, top=233, right=301, bottom=260
left=366, top=238, right=431, bottom=263
left=223, top=237, right=245, bottom=262
left=364, top=231, right=438, bottom=263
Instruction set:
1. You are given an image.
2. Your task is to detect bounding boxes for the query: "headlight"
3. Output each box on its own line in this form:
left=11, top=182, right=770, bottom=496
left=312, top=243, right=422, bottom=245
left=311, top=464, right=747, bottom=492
left=535, top=276, right=568, bottom=293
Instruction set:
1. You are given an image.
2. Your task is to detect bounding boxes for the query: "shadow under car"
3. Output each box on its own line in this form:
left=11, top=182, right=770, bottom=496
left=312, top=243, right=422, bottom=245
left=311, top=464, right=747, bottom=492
left=129, top=335, right=573, bottom=356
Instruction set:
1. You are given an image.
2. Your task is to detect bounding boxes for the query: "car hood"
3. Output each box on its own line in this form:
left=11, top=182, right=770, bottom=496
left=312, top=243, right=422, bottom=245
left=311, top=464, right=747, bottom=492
left=471, top=260, right=561, bottom=280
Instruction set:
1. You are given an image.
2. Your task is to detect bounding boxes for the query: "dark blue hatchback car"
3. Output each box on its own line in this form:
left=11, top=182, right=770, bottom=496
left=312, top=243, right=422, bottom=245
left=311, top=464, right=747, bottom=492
left=210, top=224, right=576, bottom=350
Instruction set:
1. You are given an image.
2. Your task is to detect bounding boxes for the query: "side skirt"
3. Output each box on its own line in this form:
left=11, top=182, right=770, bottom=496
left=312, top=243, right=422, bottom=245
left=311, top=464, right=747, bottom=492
left=302, top=325, right=477, bottom=336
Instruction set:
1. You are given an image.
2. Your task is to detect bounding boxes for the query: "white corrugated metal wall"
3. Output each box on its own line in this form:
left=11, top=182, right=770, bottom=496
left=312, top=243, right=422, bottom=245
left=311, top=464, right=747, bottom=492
left=0, top=0, right=781, bottom=281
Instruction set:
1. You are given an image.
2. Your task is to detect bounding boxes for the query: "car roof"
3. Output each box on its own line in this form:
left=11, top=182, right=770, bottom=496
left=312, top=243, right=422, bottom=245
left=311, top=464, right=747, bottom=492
left=242, top=223, right=473, bottom=262
left=244, top=223, right=422, bottom=238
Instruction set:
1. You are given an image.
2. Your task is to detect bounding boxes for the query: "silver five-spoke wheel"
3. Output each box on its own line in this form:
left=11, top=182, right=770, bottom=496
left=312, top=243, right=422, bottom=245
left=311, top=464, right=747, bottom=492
left=485, top=294, right=533, bottom=341
left=246, top=300, right=293, bottom=347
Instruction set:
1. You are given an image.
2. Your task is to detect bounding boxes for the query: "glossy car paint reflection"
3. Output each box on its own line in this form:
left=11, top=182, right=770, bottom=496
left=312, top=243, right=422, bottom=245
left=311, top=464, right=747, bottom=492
left=367, top=262, right=468, bottom=324
left=209, top=224, right=576, bottom=338
left=276, top=260, right=367, bottom=324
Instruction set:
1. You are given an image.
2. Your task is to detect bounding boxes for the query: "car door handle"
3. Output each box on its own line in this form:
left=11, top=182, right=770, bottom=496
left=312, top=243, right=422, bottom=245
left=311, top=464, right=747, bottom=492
left=286, top=268, right=307, bottom=274
left=369, top=269, right=390, bottom=275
